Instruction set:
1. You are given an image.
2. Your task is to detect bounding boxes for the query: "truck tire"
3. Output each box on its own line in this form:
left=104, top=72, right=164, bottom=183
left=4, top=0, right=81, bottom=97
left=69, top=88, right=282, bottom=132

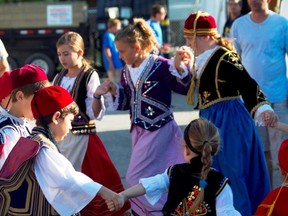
left=25, top=53, right=55, bottom=80
left=7, top=57, right=18, bottom=70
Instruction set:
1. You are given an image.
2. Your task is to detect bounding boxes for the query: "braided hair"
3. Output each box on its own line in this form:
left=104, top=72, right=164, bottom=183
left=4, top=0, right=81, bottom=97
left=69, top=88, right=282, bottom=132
left=183, top=117, right=220, bottom=213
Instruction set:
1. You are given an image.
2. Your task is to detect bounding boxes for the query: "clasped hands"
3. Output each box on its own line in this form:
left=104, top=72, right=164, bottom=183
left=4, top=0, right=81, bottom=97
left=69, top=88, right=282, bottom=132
left=95, top=79, right=117, bottom=97
left=105, top=193, right=126, bottom=212
left=174, top=46, right=194, bottom=73
left=261, top=110, right=278, bottom=127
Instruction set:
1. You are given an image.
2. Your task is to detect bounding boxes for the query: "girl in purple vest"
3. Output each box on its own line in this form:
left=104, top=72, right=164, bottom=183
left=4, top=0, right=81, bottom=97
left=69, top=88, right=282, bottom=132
left=95, top=18, right=191, bottom=215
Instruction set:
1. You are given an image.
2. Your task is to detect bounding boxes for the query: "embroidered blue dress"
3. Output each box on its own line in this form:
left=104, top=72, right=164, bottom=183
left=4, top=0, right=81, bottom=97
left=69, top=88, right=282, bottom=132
left=194, top=46, right=270, bottom=216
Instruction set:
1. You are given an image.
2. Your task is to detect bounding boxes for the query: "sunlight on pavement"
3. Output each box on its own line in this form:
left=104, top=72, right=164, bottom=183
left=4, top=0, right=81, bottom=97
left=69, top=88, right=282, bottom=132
left=97, top=111, right=199, bottom=132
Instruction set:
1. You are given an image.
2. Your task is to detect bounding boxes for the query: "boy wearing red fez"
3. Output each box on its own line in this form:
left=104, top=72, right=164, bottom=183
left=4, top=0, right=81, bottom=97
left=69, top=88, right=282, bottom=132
left=0, top=71, right=12, bottom=112
left=255, top=139, right=288, bottom=215
left=173, top=11, right=277, bottom=216
left=0, top=64, right=50, bottom=169
left=0, top=85, right=118, bottom=215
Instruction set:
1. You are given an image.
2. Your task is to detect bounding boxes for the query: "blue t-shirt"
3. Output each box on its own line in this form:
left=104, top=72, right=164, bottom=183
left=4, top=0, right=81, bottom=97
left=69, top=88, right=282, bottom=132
left=101, top=31, right=123, bottom=71
left=147, top=19, right=163, bottom=46
left=232, top=11, right=288, bottom=103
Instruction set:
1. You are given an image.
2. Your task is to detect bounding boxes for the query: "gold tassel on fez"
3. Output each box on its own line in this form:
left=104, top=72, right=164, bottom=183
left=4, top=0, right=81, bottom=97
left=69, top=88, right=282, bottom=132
left=186, top=56, right=196, bottom=106
left=186, top=76, right=196, bottom=106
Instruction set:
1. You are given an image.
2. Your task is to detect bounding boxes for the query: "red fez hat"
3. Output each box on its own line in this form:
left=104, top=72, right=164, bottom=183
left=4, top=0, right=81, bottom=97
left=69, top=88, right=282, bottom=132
left=184, top=11, right=218, bottom=37
left=0, top=71, right=12, bottom=101
left=31, top=86, right=74, bottom=119
left=10, top=64, right=48, bottom=90
left=278, top=139, right=288, bottom=173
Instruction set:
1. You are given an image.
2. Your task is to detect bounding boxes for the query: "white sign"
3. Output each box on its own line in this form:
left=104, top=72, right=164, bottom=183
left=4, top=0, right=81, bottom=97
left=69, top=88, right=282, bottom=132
left=47, top=5, right=73, bottom=26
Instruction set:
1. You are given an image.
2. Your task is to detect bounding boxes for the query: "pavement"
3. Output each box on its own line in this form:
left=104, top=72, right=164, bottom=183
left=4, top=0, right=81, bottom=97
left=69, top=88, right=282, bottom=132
left=97, top=93, right=199, bottom=185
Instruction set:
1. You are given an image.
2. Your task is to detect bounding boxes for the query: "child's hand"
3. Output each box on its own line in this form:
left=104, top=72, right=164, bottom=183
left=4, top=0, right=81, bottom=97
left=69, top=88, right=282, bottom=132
left=108, top=81, right=117, bottom=96
left=180, top=46, right=193, bottom=66
left=95, top=79, right=115, bottom=96
left=174, top=46, right=193, bottom=72
left=97, top=186, right=118, bottom=203
left=262, top=110, right=278, bottom=127
left=105, top=193, right=126, bottom=212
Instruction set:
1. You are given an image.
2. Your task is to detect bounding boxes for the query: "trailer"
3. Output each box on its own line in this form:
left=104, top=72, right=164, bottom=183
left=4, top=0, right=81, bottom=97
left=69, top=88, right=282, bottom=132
left=0, top=2, right=90, bottom=80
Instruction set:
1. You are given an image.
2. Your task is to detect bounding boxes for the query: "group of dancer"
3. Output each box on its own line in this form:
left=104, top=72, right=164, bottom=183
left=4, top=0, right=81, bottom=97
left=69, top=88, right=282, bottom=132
left=0, top=8, right=287, bottom=216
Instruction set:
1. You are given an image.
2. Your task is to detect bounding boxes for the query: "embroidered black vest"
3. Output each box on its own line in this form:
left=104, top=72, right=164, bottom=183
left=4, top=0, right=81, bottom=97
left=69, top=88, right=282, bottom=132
left=53, top=68, right=97, bottom=135
left=162, top=157, right=229, bottom=216
left=197, top=47, right=269, bottom=117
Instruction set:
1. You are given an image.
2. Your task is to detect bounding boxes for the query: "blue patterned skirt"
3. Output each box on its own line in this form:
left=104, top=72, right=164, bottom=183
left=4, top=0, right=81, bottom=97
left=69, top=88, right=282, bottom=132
left=200, top=98, right=270, bottom=216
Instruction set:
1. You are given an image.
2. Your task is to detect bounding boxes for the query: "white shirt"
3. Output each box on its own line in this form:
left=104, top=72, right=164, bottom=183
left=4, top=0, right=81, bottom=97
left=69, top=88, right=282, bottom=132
left=34, top=146, right=102, bottom=216
left=106, top=55, right=189, bottom=111
left=53, top=71, right=105, bottom=120
left=139, top=169, right=241, bottom=216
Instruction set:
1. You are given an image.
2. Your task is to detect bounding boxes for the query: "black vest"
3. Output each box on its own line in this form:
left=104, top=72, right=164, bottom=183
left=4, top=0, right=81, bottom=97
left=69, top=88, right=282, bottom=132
left=162, top=157, right=229, bottom=215
left=197, top=47, right=269, bottom=116
left=53, top=68, right=98, bottom=135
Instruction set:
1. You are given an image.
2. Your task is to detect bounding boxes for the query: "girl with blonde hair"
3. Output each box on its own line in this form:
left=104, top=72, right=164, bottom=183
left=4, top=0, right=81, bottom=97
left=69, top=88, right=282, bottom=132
left=95, top=18, right=191, bottom=215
